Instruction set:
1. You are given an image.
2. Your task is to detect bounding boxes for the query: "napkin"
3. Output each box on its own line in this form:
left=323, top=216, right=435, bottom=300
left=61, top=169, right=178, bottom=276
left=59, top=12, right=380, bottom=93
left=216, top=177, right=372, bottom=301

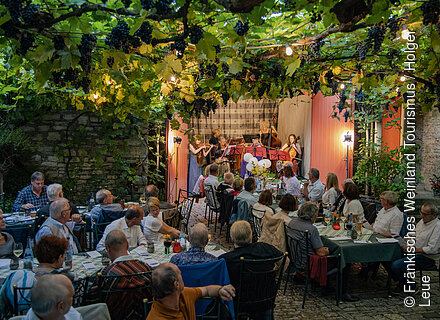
left=353, top=240, right=368, bottom=244
left=142, top=258, right=160, bottom=268
left=86, top=251, right=102, bottom=258
left=82, top=261, right=97, bottom=269
left=376, top=237, right=399, bottom=244
left=0, top=259, right=11, bottom=269
left=210, top=249, right=227, bottom=257
left=314, top=224, right=326, bottom=229
left=328, top=236, right=351, bottom=241
left=132, top=247, right=150, bottom=256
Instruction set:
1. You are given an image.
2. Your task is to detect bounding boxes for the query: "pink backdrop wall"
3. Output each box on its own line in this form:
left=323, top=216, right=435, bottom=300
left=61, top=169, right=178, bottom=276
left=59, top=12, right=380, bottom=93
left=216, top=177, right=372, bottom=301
left=166, top=119, right=189, bottom=204
left=310, top=92, right=354, bottom=187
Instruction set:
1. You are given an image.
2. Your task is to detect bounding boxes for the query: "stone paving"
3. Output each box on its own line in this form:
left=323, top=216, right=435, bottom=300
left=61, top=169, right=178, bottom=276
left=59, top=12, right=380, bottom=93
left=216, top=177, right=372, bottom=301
left=207, top=221, right=440, bottom=320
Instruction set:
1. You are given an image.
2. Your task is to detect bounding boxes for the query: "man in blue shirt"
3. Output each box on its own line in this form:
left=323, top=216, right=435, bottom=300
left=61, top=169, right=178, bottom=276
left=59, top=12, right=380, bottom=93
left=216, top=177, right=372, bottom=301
left=170, top=223, right=217, bottom=265
left=12, top=172, right=49, bottom=212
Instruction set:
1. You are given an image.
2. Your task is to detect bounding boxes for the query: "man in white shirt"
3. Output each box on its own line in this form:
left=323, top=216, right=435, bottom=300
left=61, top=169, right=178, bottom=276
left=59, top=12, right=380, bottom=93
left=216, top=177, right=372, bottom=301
left=391, top=201, right=440, bottom=295
left=35, top=198, right=82, bottom=253
left=204, top=164, right=220, bottom=189
left=302, top=168, right=325, bottom=202
left=369, top=191, right=403, bottom=237
left=96, top=205, right=147, bottom=251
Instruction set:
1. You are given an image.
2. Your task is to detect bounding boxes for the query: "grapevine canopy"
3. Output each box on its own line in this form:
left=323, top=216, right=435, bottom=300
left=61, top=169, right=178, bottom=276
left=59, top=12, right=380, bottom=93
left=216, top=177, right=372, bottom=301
left=0, top=0, right=439, bottom=126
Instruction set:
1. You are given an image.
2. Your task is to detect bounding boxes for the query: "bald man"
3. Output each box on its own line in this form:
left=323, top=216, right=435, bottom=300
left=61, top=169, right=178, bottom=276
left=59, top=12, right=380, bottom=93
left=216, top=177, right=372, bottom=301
left=147, top=263, right=235, bottom=320
left=24, top=273, right=80, bottom=320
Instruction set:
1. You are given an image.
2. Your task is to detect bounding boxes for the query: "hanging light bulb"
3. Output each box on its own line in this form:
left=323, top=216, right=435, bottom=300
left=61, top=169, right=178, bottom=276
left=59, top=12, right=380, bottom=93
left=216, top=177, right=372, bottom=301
left=340, top=83, right=345, bottom=90
left=170, top=75, right=176, bottom=82
left=400, top=76, right=406, bottom=82
left=285, top=46, right=293, bottom=56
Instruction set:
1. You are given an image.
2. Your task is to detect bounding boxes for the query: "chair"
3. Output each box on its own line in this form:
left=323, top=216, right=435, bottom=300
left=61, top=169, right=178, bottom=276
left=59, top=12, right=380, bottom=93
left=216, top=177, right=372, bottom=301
left=72, top=277, right=90, bottom=307
left=219, top=191, right=234, bottom=236
left=204, top=185, right=221, bottom=232
left=178, top=260, right=234, bottom=319
left=400, top=212, right=408, bottom=237
left=250, top=207, right=265, bottom=242
left=93, top=221, right=112, bottom=247
left=97, top=271, right=152, bottom=320
left=418, top=258, right=440, bottom=286
left=12, top=285, right=32, bottom=316
left=361, top=201, right=378, bottom=225
left=235, top=253, right=287, bottom=319
left=284, top=226, right=340, bottom=308
left=178, top=195, right=195, bottom=234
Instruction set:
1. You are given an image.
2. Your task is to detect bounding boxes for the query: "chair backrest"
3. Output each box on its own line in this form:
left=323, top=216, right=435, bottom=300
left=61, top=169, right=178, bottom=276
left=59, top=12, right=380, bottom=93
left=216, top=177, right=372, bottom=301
left=285, top=226, right=310, bottom=271
left=236, top=253, right=287, bottom=317
left=72, top=277, right=89, bottom=307
left=362, top=201, right=378, bottom=225
left=219, top=191, right=234, bottom=226
left=96, top=208, right=125, bottom=225
left=400, top=212, right=408, bottom=237
left=97, top=271, right=152, bottom=320
left=178, top=196, right=195, bottom=234
left=205, top=185, right=220, bottom=211
left=93, top=221, right=113, bottom=247
left=178, top=189, right=196, bottom=204
left=250, top=208, right=265, bottom=241
left=13, top=285, right=32, bottom=316
left=178, top=260, right=234, bottom=318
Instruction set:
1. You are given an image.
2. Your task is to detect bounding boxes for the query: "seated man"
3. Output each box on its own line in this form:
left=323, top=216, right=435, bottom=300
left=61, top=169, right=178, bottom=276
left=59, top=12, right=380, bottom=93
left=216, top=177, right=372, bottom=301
left=230, top=177, right=257, bottom=223
left=391, top=201, right=440, bottom=295
left=217, top=172, right=234, bottom=193
left=367, top=191, right=403, bottom=237
left=145, top=184, right=174, bottom=210
left=90, top=189, right=123, bottom=224
left=204, top=164, right=220, bottom=189
left=100, top=230, right=152, bottom=320
left=96, top=205, right=147, bottom=251
left=37, top=183, right=79, bottom=219
left=12, top=171, right=49, bottom=212
left=287, top=202, right=359, bottom=302
left=219, top=221, right=283, bottom=319
left=147, top=263, right=235, bottom=320
left=302, top=168, right=325, bottom=202
left=170, top=223, right=217, bottom=265
left=35, top=198, right=82, bottom=254
left=24, top=273, right=81, bottom=320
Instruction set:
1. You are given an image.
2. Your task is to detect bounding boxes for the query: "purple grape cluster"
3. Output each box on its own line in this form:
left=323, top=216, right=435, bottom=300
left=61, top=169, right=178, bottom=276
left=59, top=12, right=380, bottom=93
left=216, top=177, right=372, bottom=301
left=18, top=32, right=35, bottom=55
left=189, top=26, right=204, bottom=44
left=134, top=21, right=153, bottom=44
left=79, top=34, right=97, bottom=74
left=171, top=39, right=187, bottom=58
left=234, top=21, right=249, bottom=36
left=53, top=35, right=65, bottom=51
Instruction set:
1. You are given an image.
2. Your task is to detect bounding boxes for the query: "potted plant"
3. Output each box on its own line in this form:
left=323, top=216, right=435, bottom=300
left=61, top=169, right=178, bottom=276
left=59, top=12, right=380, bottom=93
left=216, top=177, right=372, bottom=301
left=430, top=174, right=440, bottom=197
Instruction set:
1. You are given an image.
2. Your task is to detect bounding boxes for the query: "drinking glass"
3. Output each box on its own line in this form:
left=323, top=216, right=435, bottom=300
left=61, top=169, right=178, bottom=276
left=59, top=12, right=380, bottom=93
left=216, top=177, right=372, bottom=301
left=13, top=243, right=23, bottom=259
left=357, top=222, right=363, bottom=235
left=324, top=216, right=331, bottom=227
left=164, top=240, right=172, bottom=254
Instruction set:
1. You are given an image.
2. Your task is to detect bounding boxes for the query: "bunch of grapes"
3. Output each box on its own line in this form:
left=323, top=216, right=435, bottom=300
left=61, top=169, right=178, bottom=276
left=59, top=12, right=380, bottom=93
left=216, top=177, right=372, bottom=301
left=356, top=41, right=370, bottom=60
left=141, top=0, right=154, bottom=10
left=308, top=72, right=320, bottom=95
left=387, top=15, right=400, bottom=37
left=309, top=40, right=322, bottom=59
left=343, top=110, right=350, bottom=122
left=107, top=57, right=114, bottom=68
left=53, top=35, right=65, bottom=51
left=337, top=92, right=347, bottom=112
left=325, top=71, right=338, bottom=95
left=18, top=32, right=35, bottom=55
left=51, top=68, right=78, bottom=87
left=106, top=20, right=130, bottom=50
left=367, top=25, right=386, bottom=53
left=310, top=11, right=322, bottom=23
left=189, top=26, right=204, bottom=44
left=171, top=39, right=187, bottom=58
left=21, top=4, right=39, bottom=25
left=134, top=21, right=153, bottom=44
left=1, top=23, right=19, bottom=39
left=1, top=0, right=24, bottom=23
left=221, top=63, right=229, bottom=74
left=79, top=34, right=97, bottom=74
left=222, top=92, right=230, bottom=106
left=52, top=71, right=65, bottom=87
left=420, top=0, right=440, bottom=25
left=234, top=21, right=249, bottom=36
left=155, top=0, right=172, bottom=15
left=122, top=0, right=132, bottom=8
left=65, top=68, right=79, bottom=82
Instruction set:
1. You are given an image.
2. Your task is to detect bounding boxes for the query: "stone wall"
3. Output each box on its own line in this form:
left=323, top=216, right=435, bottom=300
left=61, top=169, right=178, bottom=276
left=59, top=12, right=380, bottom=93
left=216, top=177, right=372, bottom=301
left=19, top=111, right=149, bottom=205
left=418, top=108, right=440, bottom=193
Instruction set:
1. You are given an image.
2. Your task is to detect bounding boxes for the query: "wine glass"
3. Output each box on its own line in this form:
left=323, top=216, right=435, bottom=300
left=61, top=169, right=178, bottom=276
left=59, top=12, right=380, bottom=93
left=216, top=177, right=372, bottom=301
left=164, top=240, right=172, bottom=254
left=324, top=215, right=331, bottom=227
left=13, top=243, right=23, bottom=259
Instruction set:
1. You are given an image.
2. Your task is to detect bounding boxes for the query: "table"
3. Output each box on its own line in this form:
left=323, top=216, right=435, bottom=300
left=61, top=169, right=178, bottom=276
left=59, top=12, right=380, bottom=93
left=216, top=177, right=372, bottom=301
left=0, top=241, right=226, bottom=281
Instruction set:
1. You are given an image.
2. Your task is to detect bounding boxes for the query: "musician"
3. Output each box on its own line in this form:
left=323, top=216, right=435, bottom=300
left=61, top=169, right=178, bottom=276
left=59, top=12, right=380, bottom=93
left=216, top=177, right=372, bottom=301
left=208, top=129, right=221, bottom=163
left=259, top=119, right=280, bottom=147
left=215, top=136, right=227, bottom=158
left=282, top=134, right=297, bottom=160
left=215, top=136, right=231, bottom=176
left=251, top=135, right=262, bottom=147
left=187, top=136, right=213, bottom=194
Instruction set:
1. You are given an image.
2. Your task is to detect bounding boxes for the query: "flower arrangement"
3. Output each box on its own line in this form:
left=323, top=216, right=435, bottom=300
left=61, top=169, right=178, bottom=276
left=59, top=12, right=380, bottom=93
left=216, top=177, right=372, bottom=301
left=430, top=174, right=440, bottom=195
left=243, top=153, right=271, bottom=188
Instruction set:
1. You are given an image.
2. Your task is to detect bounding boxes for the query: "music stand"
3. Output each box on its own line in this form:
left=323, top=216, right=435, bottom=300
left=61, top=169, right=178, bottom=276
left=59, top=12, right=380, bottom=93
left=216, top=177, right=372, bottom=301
left=244, top=147, right=267, bottom=158
left=268, top=150, right=290, bottom=161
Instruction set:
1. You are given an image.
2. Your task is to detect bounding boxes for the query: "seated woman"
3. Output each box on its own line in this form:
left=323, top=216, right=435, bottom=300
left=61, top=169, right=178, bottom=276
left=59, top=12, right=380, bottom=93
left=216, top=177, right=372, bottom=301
left=342, top=182, right=364, bottom=222
left=274, top=194, right=297, bottom=224
left=282, top=166, right=301, bottom=197
left=331, top=178, right=354, bottom=215
left=142, top=197, right=180, bottom=242
left=34, top=235, right=69, bottom=278
left=230, top=178, right=244, bottom=197
left=322, top=173, right=340, bottom=209
left=0, top=210, right=15, bottom=258
left=252, top=190, right=275, bottom=218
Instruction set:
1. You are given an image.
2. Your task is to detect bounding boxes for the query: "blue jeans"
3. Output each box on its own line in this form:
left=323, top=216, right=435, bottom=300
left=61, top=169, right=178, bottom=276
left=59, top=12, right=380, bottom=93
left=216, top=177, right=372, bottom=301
left=391, top=255, right=436, bottom=289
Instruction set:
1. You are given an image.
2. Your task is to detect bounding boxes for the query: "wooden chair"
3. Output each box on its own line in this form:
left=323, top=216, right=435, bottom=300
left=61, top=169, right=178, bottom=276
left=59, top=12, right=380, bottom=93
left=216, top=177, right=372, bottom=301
left=235, top=253, right=287, bottom=319
left=12, top=284, right=32, bottom=316
left=284, top=226, right=340, bottom=307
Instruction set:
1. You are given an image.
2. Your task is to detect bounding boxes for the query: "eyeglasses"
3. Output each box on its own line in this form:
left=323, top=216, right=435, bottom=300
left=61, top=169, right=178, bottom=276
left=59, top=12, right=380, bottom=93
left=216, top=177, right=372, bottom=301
left=62, top=208, right=71, bottom=213
left=420, top=210, right=432, bottom=216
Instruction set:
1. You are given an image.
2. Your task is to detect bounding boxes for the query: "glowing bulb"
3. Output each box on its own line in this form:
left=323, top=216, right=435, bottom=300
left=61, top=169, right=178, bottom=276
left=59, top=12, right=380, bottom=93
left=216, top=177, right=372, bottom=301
left=401, top=30, right=410, bottom=40
left=340, top=83, right=345, bottom=90
left=170, top=75, right=176, bottom=82
left=285, top=46, right=293, bottom=56
left=400, top=76, right=406, bottom=82
left=92, top=93, right=99, bottom=99
left=396, top=87, right=399, bottom=92
left=107, top=80, right=112, bottom=85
